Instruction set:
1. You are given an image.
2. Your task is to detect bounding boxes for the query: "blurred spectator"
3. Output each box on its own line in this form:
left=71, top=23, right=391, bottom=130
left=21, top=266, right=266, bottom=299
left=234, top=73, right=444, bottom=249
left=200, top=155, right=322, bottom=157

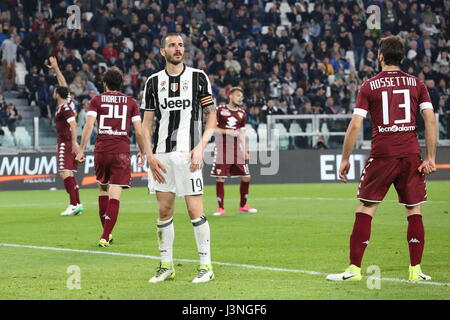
left=102, top=41, right=119, bottom=63
left=223, top=67, right=240, bottom=87
left=36, top=74, right=51, bottom=118
left=325, top=97, right=345, bottom=115
left=426, top=79, right=440, bottom=112
left=446, top=96, right=450, bottom=139
left=268, top=73, right=282, bottom=100
left=261, top=99, right=282, bottom=123
left=69, top=76, right=84, bottom=98
left=247, top=106, right=261, bottom=132
left=63, top=50, right=82, bottom=72
left=1, top=34, right=20, bottom=91
left=6, top=103, right=21, bottom=145
left=0, top=93, right=7, bottom=125
left=77, top=99, right=88, bottom=139
left=224, top=51, right=241, bottom=74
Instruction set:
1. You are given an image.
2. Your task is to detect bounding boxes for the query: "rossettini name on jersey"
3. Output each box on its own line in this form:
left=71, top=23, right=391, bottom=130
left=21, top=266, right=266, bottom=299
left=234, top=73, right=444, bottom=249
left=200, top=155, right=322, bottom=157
left=141, top=64, right=214, bottom=154
left=368, top=75, right=417, bottom=90
left=353, top=70, right=433, bottom=158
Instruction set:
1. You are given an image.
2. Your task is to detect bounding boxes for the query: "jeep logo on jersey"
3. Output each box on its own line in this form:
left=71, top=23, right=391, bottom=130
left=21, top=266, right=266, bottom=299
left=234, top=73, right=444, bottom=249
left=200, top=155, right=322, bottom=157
left=226, top=116, right=238, bottom=129
left=160, top=97, right=191, bottom=110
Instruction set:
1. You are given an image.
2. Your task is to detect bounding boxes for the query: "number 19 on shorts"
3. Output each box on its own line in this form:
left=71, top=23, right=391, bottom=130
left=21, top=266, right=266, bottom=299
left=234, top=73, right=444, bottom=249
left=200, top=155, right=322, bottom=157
left=190, top=178, right=203, bottom=193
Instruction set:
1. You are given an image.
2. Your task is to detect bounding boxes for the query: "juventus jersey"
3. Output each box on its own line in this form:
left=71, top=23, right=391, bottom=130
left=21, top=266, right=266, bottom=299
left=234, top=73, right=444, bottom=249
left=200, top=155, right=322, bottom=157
left=141, top=64, right=215, bottom=153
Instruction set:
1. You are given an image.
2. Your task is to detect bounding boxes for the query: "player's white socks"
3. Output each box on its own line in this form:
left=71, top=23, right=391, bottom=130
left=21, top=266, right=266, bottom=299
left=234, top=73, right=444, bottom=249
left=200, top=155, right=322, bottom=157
left=191, top=216, right=211, bottom=266
left=157, top=218, right=174, bottom=264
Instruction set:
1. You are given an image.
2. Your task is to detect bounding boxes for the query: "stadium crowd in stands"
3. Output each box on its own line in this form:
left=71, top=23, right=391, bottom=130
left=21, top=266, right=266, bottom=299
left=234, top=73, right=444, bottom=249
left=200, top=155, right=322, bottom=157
left=0, top=0, right=449, bottom=140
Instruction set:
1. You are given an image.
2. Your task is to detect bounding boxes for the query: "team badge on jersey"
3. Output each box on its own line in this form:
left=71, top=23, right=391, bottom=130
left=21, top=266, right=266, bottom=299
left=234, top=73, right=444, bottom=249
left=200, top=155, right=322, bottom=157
left=170, top=83, right=179, bottom=92
left=182, top=80, right=189, bottom=92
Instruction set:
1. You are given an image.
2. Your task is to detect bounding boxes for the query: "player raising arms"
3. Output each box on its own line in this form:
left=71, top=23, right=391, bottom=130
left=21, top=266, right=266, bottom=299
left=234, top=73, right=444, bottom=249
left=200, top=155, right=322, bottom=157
left=141, top=33, right=217, bottom=283
left=46, top=57, right=84, bottom=216
left=76, top=67, right=146, bottom=247
left=327, top=36, right=437, bottom=282
left=211, top=87, right=257, bottom=216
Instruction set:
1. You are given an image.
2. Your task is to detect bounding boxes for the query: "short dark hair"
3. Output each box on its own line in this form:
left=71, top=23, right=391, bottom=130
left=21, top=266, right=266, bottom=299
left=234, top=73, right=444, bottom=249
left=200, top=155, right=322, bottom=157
left=379, top=36, right=404, bottom=66
left=103, top=67, right=123, bottom=91
left=55, top=86, right=69, bottom=99
left=161, top=33, right=182, bottom=47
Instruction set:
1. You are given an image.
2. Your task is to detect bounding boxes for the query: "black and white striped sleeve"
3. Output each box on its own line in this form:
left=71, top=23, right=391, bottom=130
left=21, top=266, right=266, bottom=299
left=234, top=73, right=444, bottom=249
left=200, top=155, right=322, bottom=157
left=198, top=71, right=214, bottom=109
left=141, top=76, right=156, bottom=111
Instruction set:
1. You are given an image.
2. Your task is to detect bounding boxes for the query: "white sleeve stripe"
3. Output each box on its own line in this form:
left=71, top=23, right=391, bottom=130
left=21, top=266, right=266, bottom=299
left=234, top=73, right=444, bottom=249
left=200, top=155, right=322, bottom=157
left=131, top=115, right=141, bottom=122
left=419, top=102, right=433, bottom=111
left=66, top=117, right=75, bottom=123
left=353, top=108, right=368, bottom=118
left=87, top=111, right=97, bottom=117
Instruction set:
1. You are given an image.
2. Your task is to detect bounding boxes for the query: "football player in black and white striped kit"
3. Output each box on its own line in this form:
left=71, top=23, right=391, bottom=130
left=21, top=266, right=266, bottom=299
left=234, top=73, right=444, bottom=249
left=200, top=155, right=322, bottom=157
left=141, top=33, right=217, bottom=283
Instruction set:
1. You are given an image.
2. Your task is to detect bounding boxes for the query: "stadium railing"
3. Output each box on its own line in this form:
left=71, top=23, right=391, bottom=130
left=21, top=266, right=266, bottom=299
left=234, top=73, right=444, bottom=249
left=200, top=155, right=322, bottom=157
left=265, top=114, right=447, bottom=150
left=0, top=114, right=448, bottom=153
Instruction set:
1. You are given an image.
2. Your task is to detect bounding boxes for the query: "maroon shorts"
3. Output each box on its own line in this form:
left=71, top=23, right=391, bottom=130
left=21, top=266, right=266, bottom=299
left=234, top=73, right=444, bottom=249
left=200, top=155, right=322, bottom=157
left=57, top=142, right=77, bottom=172
left=211, top=162, right=250, bottom=177
left=94, top=152, right=131, bottom=188
left=357, top=154, right=427, bottom=206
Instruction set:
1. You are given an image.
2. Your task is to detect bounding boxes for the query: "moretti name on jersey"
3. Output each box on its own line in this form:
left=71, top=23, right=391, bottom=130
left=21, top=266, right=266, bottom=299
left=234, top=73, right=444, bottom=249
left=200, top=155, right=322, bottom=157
left=141, top=64, right=215, bottom=154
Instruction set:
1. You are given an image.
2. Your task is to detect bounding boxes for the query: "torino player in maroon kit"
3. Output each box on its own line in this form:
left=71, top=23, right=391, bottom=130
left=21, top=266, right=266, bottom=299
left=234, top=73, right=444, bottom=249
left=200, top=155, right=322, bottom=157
left=76, top=67, right=146, bottom=247
left=211, top=87, right=257, bottom=215
left=46, top=57, right=84, bottom=216
left=327, top=36, right=437, bottom=282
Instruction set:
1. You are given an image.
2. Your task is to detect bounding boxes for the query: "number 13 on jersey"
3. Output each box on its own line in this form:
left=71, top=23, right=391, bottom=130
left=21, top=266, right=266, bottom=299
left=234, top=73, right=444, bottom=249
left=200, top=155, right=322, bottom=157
left=381, top=89, right=411, bottom=125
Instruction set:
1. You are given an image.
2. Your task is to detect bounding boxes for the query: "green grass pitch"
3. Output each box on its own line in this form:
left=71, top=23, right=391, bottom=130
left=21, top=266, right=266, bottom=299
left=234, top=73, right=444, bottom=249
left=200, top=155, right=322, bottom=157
left=1, top=181, right=449, bottom=300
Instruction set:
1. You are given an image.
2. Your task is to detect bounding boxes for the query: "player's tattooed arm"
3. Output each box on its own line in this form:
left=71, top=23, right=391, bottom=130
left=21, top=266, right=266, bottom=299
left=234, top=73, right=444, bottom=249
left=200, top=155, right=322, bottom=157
left=203, top=105, right=216, bottom=116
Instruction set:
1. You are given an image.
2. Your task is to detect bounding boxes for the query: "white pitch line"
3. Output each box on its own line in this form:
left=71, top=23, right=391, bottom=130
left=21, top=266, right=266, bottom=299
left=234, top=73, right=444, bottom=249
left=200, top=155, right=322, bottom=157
left=1, top=197, right=450, bottom=208
left=1, top=243, right=449, bottom=288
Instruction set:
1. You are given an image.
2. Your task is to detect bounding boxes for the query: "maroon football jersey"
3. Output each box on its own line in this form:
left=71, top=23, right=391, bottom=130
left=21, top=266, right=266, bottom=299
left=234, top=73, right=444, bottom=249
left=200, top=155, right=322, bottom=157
left=215, top=105, right=247, bottom=164
left=55, top=102, right=76, bottom=143
left=353, top=70, right=433, bottom=157
left=87, top=91, right=141, bottom=153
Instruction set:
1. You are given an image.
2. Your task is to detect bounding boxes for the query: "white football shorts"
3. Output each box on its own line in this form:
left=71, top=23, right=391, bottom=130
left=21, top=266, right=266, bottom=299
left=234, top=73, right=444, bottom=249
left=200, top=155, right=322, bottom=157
left=147, top=151, right=204, bottom=197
